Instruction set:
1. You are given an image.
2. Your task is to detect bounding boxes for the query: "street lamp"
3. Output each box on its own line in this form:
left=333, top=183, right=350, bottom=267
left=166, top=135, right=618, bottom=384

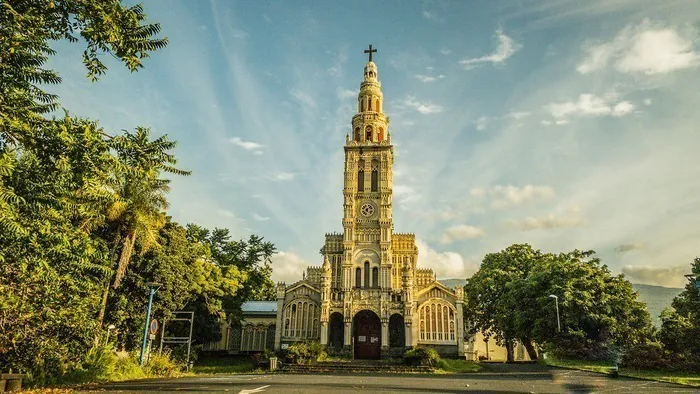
left=549, top=295, right=561, bottom=333
left=105, top=324, right=116, bottom=345
left=140, top=282, right=162, bottom=366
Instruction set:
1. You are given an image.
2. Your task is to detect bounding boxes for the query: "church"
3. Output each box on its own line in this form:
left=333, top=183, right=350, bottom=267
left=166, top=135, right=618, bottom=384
left=205, top=47, right=530, bottom=361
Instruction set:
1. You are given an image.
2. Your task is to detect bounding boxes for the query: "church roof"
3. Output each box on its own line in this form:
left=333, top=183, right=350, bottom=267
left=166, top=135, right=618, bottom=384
left=241, top=301, right=277, bottom=315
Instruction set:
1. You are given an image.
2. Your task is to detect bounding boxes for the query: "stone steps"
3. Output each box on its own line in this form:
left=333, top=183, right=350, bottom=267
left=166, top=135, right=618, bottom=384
left=279, top=361, right=434, bottom=374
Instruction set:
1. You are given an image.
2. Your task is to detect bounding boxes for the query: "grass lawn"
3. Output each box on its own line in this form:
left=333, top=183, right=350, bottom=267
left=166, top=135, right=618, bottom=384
left=437, top=359, right=481, bottom=373
left=544, top=358, right=700, bottom=387
left=191, top=355, right=259, bottom=375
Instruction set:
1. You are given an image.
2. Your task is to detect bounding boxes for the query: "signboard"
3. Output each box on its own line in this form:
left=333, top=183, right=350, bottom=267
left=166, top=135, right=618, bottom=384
left=281, top=343, right=289, bottom=350
left=358, top=336, right=366, bottom=342
left=149, top=319, right=159, bottom=335
left=371, top=337, right=379, bottom=343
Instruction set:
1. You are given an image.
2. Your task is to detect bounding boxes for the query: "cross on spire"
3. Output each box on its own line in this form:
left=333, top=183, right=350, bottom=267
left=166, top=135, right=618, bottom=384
left=364, top=44, right=377, bottom=62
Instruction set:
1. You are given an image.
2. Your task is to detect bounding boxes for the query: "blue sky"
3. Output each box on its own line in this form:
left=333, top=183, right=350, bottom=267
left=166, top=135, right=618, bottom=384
left=48, top=0, right=700, bottom=287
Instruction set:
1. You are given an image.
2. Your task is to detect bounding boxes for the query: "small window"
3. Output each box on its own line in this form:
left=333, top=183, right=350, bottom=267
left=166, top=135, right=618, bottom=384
left=372, top=267, right=379, bottom=288
left=355, top=267, right=362, bottom=288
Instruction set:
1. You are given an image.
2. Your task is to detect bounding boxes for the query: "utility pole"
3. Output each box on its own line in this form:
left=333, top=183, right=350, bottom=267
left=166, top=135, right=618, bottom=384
left=549, top=294, right=561, bottom=333
left=140, top=282, right=161, bottom=366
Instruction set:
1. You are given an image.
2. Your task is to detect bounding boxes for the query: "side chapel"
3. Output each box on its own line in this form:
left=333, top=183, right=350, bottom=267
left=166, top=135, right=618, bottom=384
left=205, top=46, right=531, bottom=361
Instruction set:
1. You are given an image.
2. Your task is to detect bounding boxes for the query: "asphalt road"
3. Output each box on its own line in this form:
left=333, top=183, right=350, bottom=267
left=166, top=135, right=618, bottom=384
left=94, top=367, right=698, bottom=393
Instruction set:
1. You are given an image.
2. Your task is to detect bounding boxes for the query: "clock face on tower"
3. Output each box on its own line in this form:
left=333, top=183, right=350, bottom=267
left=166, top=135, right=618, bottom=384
left=360, top=202, right=375, bottom=217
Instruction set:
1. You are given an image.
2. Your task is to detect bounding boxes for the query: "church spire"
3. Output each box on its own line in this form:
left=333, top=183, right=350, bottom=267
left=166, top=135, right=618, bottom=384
left=351, top=45, right=389, bottom=144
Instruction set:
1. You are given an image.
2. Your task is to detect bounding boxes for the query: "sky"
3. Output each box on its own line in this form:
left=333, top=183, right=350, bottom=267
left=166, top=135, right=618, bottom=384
left=47, top=0, right=700, bottom=288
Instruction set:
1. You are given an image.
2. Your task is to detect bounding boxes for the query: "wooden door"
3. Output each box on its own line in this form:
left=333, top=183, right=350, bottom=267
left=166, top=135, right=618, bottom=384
left=354, top=310, right=381, bottom=359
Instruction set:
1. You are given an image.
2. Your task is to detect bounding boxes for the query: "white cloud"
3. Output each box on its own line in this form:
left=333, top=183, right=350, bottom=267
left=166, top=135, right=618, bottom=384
left=578, top=21, right=700, bottom=75
left=440, top=224, right=486, bottom=244
left=217, top=209, right=236, bottom=218
left=290, top=89, right=317, bottom=108
left=268, top=172, right=296, bottom=181
left=545, top=94, right=636, bottom=120
left=415, top=74, right=446, bottom=83
left=460, top=29, right=521, bottom=69
left=475, top=116, right=490, bottom=131
left=508, top=111, right=531, bottom=119
left=422, top=10, right=437, bottom=21
left=615, top=242, right=646, bottom=254
left=270, top=251, right=309, bottom=283
left=503, top=207, right=582, bottom=231
left=621, top=265, right=688, bottom=288
left=612, top=101, right=635, bottom=116
left=228, top=137, right=264, bottom=153
left=440, top=48, right=452, bottom=56
left=232, top=29, right=248, bottom=39
left=401, top=95, right=444, bottom=114
left=393, top=184, right=420, bottom=206
left=470, top=185, right=556, bottom=210
left=644, top=98, right=652, bottom=106
left=252, top=212, right=270, bottom=221
left=336, top=87, right=356, bottom=100
left=416, top=239, right=477, bottom=279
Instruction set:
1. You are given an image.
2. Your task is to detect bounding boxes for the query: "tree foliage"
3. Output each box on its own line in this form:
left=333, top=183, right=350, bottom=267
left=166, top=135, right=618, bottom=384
left=464, top=244, right=653, bottom=362
left=0, top=1, right=278, bottom=384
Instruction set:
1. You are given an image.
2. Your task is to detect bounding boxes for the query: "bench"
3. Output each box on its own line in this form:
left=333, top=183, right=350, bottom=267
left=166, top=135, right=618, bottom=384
left=1, top=373, right=28, bottom=392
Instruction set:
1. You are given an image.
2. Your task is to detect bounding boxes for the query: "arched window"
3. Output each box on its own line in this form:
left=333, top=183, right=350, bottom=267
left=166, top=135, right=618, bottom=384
left=378, top=127, right=384, bottom=142
left=282, top=299, right=319, bottom=340
left=371, top=160, right=379, bottom=192
left=372, top=267, right=379, bottom=288
left=417, top=300, right=457, bottom=344
left=376, top=98, right=381, bottom=113
left=354, top=127, right=361, bottom=141
left=364, top=261, right=370, bottom=289
left=389, top=314, right=405, bottom=347
left=357, top=160, right=364, bottom=191
left=355, top=267, right=362, bottom=288
left=365, top=126, right=372, bottom=142
left=360, top=99, right=365, bottom=112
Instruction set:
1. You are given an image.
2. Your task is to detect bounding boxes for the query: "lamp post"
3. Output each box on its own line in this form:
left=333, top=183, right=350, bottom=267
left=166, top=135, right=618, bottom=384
left=140, top=282, right=162, bottom=366
left=105, top=324, right=116, bottom=346
left=549, top=294, right=561, bottom=333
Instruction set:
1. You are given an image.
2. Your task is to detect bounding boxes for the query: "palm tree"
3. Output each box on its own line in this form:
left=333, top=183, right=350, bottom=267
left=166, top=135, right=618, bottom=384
left=96, top=127, right=189, bottom=326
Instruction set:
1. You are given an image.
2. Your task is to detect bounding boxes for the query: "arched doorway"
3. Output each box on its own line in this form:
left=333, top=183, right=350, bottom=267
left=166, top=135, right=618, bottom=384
left=329, top=312, right=344, bottom=351
left=389, top=314, right=405, bottom=348
left=353, top=310, right=381, bottom=359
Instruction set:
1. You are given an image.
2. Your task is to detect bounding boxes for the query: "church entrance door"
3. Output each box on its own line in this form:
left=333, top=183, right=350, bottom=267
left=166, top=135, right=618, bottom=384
left=353, top=310, right=381, bottom=359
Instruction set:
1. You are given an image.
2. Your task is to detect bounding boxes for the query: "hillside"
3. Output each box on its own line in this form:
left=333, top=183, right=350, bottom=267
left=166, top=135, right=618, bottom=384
left=438, top=279, right=682, bottom=326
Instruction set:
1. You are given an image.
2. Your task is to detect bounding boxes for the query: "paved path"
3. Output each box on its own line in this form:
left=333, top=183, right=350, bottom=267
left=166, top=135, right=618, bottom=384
left=94, top=366, right=698, bottom=393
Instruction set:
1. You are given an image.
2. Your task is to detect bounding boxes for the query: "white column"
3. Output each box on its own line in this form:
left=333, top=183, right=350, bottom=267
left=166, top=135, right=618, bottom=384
left=320, top=321, right=329, bottom=345
left=344, top=321, right=352, bottom=347
left=456, top=301, right=465, bottom=356
left=381, top=319, right=389, bottom=348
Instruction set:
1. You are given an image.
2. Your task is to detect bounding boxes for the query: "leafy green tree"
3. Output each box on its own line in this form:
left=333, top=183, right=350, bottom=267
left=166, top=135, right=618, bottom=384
left=463, top=244, right=540, bottom=362
left=464, top=245, right=653, bottom=362
left=97, top=127, right=190, bottom=326
left=1, top=0, right=167, bottom=146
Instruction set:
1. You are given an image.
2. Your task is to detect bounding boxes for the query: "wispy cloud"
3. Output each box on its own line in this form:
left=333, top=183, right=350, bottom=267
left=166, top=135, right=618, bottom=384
left=503, top=207, right=582, bottom=231
left=415, top=74, right=446, bottom=83
left=578, top=20, right=700, bottom=75
left=290, top=89, right=317, bottom=108
left=252, top=212, right=270, bottom=221
left=615, top=242, right=645, bottom=254
left=422, top=10, right=438, bottom=21
left=475, top=116, right=490, bottom=131
left=460, top=29, right=521, bottom=69
left=470, top=185, right=556, bottom=210
left=228, top=137, right=265, bottom=154
left=268, top=172, right=297, bottom=181
left=400, top=95, right=444, bottom=114
left=545, top=94, right=636, bottom=120
left=440, top=224, right=486, bottom=244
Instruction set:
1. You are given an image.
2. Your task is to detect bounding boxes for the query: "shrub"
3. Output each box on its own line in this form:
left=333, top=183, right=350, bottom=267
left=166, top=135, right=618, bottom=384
left=621, top=342, right=666, bottom=369
left=286, top=341, right=327, bottom=364
left=145, top=350, right=183, bottom=377
left=403, top=347, right=440, bottom=366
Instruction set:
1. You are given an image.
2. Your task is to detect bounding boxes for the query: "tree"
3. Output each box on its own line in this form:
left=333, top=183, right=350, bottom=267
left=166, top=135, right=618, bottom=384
left=463, top=244, right=541, bottom=362
left=464, top=245, right=653, bottom=362
left=96, top=127, right=190, bottom=326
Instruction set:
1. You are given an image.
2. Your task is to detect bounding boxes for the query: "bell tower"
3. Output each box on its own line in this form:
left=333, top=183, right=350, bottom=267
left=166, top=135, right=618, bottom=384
left=341, top=45, right=395, bottom=292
